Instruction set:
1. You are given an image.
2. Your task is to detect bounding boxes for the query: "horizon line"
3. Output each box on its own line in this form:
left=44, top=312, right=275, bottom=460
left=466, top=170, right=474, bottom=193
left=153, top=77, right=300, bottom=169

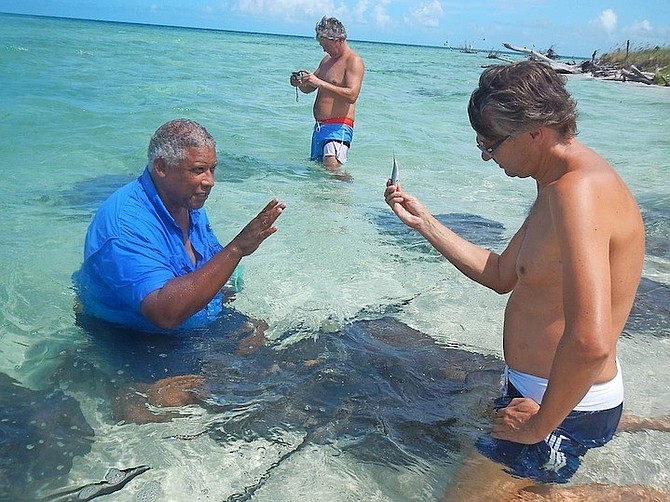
left=1, top=11, right=593, bottom=59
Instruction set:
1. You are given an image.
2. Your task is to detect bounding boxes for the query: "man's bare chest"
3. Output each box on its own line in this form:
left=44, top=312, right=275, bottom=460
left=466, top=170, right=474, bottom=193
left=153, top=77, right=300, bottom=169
left=321, top=59, right=347, bottom=86
left=516, top=202, right=561, bottom=283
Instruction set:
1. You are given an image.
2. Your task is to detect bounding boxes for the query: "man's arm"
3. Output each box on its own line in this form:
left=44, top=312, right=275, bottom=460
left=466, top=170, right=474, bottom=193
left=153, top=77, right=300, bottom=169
left=290, top=55, right=329, bottom=95
left=493, top=173, right=615, bottom=443
left=301, top=55, right=365, bottom=104
left=141, top=199, right=285, bottom=330
left=291, top=69, right=318, bottom=94
left=385, top=182, right=520, bottom=294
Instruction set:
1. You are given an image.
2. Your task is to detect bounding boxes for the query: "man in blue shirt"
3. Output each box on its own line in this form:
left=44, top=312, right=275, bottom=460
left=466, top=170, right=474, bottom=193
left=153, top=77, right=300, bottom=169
left=74, top=118, right=285, bottom=333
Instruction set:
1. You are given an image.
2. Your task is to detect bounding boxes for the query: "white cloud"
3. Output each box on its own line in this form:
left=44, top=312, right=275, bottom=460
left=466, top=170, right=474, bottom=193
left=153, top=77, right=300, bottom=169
left=594, top=9, right=617, bottom=34
left=405, top=1, right=444, bottom=29
left=625, top=20, right=653, bottom=34
left=330, top=0, right=391, bottom=28
left=371, top=1, right=391, bottom=28
left=231, top=0, right=394, bottom=30
left=232, top=0, right=347, bottom=20
left=352, top=0, right=370, bottom=23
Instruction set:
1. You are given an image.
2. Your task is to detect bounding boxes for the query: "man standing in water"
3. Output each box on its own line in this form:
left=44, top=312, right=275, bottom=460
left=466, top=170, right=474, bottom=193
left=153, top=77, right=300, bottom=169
left=385, top=61, right=646, bottom=498
left=74, top=118, right=285, bottom=333
left=290, top=16, right=365, bottom=172
left=73, top=118, right=285, bottom=422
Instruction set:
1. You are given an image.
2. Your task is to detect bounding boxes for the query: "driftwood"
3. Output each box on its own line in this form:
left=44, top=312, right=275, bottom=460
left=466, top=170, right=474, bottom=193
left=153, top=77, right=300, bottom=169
left=502, top=43, right=668, bottom=86
left=486, top=51, right=517, bottom=64
left=586, top=62, right=659, bottom=85
left=621, top=64, right=656, bottom=85
left=503, top=43, right=582, bottom=74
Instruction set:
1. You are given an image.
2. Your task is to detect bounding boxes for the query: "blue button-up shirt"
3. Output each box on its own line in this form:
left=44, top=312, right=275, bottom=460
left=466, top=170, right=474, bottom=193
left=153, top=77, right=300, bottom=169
left=73, top=167, right=234, bottom=332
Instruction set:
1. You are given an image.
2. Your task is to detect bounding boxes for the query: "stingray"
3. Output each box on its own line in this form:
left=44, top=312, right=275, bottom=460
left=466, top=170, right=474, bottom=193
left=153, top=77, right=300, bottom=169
left=0, top=373, right=94, bottom=500
left=66, top=282, right=670, bottom=500
left=205, top=317, right=503, bottom=499
left=69, top=314, right=503, bottom=502
left=370, top=206, right=670, bottom=338
left=371, top=209, right=508, bottom=260
left=34, top=173, right=135, bottom=223
left=196, top=317, right=504, bottom=501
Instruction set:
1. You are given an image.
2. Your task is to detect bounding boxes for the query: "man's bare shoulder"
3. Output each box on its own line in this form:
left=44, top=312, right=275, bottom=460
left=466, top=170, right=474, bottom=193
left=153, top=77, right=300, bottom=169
left=345, top=48, right=365, bottom=68
left=551, top=143, right=621, bottom=194
left=547, top=143, right=642, bottom=238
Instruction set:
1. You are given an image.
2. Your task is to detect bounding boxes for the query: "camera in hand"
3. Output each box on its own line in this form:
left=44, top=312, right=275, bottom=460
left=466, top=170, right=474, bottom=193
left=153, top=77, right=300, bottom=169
left=292, top=70, right=308, bottom=80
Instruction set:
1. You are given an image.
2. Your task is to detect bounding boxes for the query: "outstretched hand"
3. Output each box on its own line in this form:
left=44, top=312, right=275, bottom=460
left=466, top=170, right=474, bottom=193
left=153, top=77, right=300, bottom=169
left=231, top=198, right=286, bottom=257
left=384, top=180, right=429, bottom=229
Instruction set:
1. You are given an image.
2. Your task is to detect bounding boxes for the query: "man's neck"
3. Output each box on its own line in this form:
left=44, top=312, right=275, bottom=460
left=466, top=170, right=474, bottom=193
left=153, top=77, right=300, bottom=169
left=172, top=208, right=190, bottom=234
left=329, top=42, right=349, bottom=60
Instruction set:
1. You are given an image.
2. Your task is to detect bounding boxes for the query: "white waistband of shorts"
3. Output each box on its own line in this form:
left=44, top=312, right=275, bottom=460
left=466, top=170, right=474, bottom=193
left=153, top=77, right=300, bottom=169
left=507, top=359, right=623, bottom=412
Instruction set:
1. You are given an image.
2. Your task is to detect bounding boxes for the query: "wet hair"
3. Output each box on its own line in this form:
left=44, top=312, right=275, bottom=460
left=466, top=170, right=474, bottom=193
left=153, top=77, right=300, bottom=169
left=315, top=16, right=347, bottom=41
left=147, top=118, right=216, bottom=169
left=468, top=60, right=578, bottom=140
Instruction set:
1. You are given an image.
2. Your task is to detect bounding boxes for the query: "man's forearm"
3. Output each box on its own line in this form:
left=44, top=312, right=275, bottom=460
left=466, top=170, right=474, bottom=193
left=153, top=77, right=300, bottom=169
left=141, top=245, right=243, bottom=330
left=298, top=81, right=317, bottom=94
left=534, top=333, right=610, bottom=435
left=418, top=216, right=509, bottom=292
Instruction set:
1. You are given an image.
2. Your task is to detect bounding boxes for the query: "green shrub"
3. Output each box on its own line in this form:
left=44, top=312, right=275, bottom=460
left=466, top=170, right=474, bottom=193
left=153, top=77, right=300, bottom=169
left=599, top=43, right=670, bottom=72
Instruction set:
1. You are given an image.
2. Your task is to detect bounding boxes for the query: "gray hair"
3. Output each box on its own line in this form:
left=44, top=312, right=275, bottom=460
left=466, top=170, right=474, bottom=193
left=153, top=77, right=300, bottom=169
left=315, top=16, right=347, bottom=41
left=468, top=60, right=578, bottom=140
left=147, top=118, right=216, bottom=169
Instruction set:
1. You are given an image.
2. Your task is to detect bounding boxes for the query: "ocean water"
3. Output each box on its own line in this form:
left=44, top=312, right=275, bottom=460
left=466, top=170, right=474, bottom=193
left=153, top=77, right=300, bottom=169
left=1, top=13, right=669, bottom=501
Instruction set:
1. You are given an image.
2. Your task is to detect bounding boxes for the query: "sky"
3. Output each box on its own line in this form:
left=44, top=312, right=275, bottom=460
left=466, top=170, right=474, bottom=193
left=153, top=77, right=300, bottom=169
left=1, top=0, right=669, bottom=58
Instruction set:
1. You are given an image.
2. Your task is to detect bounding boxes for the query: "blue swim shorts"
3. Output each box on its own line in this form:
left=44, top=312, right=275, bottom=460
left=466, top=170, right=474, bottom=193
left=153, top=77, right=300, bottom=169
left=476, top=381, right=623, bottom=483
left=310, top=117, right=354, bottom=163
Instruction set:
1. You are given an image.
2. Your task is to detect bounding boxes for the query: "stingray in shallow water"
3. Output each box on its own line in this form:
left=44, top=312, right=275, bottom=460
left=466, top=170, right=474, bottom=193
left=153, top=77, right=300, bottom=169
left=0, top=373, right=94, bottom=500
left=371, top=209, right=508, bottom=259
left=35, top=173, right=135, bottom=223
left=67, top=314, right=504, bottom=501
left=65, top=284, right=670, bottom=500
left=200, top=317, right=504, bottom=500
left=369, top=207, right=670, bottom=338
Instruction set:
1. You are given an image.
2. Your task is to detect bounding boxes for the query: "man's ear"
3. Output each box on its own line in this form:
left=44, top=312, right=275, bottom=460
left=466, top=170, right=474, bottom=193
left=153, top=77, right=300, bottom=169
left=153, top=157, right=168, bottom=177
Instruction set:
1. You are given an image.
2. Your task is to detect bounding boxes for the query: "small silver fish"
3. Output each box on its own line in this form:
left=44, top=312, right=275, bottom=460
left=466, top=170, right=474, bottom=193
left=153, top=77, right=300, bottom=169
left=391, top=154, right=399, bottom=184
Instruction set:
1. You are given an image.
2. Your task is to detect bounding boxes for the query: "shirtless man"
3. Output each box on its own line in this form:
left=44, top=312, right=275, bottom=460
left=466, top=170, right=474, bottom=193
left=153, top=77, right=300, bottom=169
left=385, top=61, right=650, bottom=499
left=290, top=16, right=365, bottom=172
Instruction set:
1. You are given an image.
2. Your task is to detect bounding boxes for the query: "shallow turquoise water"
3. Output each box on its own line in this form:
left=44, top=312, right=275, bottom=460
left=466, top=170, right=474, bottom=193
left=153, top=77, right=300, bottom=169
left=1, top=13, right=669, bottom=501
